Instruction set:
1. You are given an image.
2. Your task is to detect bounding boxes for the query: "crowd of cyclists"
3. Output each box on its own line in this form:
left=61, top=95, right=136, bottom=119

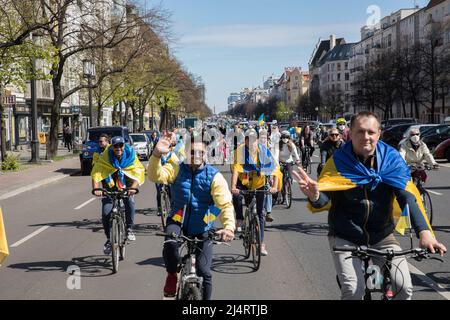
left=88, top=112, right=446, bottom=300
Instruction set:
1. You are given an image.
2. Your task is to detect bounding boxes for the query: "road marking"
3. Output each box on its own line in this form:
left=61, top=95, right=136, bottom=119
left=428, top=190, right=443, bottom=196
left=10, top=226, right=49, bottom=248
left=0, top=175, right=68, bottom=201
left=438, top=163, right=450, bottom=168
left=313, top=155, right=319, bottom=158
left=408, top=263, right=450, bottom=300
left=74, top=198, right=97, bottom=210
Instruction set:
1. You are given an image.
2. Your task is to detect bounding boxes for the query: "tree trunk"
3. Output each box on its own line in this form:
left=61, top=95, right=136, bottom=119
left=97, top=101, right=102, bottom=127
left=0, top=89, right=7, bottom=162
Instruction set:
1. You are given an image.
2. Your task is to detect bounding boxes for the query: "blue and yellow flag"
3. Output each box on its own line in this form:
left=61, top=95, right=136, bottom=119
left=0, top=207, right=9, bottom=266
left=258, top=114, right=265, bottom=126
left=203, top=205, right=221, bottom=226
left=91, top=145, right=145, bottom=186
left=308, top=140, right=433, bottom=234
left=395, top=204, right=410, bottom=236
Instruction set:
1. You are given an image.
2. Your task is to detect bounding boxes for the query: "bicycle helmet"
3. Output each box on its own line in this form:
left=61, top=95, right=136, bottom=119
left=336, top=118, right=346, bottom=125
left=281, top=130, right=290, bottom=139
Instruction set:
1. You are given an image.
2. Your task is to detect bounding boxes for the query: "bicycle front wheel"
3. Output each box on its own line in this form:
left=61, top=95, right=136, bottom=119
left=161, top=192, right=170, bottom=230
left=182, top=284, right=202, bottom=300
left=285, top=178, right=292, bottom=209
left=421, top=190, right=433, bottom=226
left=243, top=209, right=252, bottom=259
left=250, top=216, right=262, bottom=271
left=110, top=218, right=120, bottom=273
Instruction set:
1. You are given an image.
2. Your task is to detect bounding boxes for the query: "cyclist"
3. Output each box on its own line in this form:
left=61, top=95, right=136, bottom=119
left=317, top=128, right=343, bottom=177
left=399, top=128, right=439, bottom=169
left=336, top=118, right=350, bottom=142
left=148, top=132, right=235, bottom=300
left=317, top=125, right=328, bottom=148
left=91, top=136, right=145, bottom=254
left=293, top=111, right=446, bottom=300
left=300, top=125, right=315, bottom=169
left=277, top=130, right=301, bottom=204
left=149, top=131, right=159, bottom=155
left=155, top=149, right=179, bottom=217
left=93, top=133, right=110, bottom=165
left=259, top=130, right=275, bottom=223
left=231, top=129, right=280, bottom=256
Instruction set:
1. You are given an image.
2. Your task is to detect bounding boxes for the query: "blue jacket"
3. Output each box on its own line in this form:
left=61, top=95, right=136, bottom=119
left=170, top=163, right=219, bottom=235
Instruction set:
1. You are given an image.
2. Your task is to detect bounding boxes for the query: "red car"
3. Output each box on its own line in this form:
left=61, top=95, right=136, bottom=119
left=434, top=138, right=450, bottom=162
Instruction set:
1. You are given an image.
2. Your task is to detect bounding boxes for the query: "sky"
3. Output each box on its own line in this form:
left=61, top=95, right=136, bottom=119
left=138, top=0, right=430, bottom=113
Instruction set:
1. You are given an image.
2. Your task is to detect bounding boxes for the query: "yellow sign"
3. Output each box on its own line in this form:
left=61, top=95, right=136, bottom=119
left=38, top=132, right=46, bottom=144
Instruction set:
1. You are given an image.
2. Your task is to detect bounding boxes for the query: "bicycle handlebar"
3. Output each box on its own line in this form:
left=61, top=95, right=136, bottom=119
left=156, top=229, right=231, bottom=246
left=408, top=164, right=438, bottom=171
left=92, top=188, right=140, bottom=197
left=333, top=246, right=443, bottom=262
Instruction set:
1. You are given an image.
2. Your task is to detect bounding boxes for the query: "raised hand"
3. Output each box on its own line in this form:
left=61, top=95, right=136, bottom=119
left=291, top=166, right=320, bottom=202
left=152, top=132, right=172, bottom=158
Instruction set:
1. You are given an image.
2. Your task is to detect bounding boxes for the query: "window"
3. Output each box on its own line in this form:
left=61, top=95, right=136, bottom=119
left=345, top=62, right=349, bottom=70
left=337, top=73, right=341, bottom=81
left=345, top=83, right=349, bottom=91
left=345, top=73, right=349, bottom=81
left=337, top=63, right=341, bottom=71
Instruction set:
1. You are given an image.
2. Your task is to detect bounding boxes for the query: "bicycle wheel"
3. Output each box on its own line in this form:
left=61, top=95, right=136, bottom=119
left=285, top=178, right=292, bottom=209
left=243, top=208, right=251, bottom=259
left=161, top=192, right=170, bottom=230
left=421, top=189, right=433, bottom=226
left=182, top=284, right=202, bottom=300
left=110, top=218, right=120, bottom=273
left=250, top=216, right=262, bottom=271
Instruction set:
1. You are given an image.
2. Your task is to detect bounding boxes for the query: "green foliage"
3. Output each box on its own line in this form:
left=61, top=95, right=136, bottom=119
left=1, top=153, right=20, bottom=171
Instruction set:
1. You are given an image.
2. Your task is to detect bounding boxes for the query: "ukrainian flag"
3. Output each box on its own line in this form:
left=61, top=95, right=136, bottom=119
left=0, top=207, right=9, bottom=266
left=91, top=145, right=145, bottom=186
left=308, top=140, right=433, bottom=235
left=395, top=205, right=410, bottom=236
left=203, top=205, right=221, bottom=226
left=258, top=114, right=265, bottom=126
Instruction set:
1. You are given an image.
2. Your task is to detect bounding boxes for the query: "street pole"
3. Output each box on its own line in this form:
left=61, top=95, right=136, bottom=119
left=30, top=41, right=39, bottom=163
left=88, top=76, right=93, bottom=128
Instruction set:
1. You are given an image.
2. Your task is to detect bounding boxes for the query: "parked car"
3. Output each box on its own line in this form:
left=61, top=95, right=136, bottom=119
left=80, top=126, right=131, bottom=176
left=398, top=124, right=439, bottom=146
left=130, top=133, right=151, bottom=160
left=381, top=123, right=415, bottom=148
left=434, top=138, right=450, bottom=162
left=381, top=118, right=418, bottom=130
left=422, top=125, right=450, bottom=153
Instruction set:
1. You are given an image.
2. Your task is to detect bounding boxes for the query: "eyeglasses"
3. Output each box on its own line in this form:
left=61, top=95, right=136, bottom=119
left=410, top=133, right=420, bottom=136
left=330, top=133, right=339, bottom=137
left=113, top=143, right=124, bottom=148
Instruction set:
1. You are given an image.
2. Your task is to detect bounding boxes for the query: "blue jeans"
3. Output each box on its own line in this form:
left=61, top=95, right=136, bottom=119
left=102, top=196, right=135, bottom=239
left=163, top=220, right=213, bottom=300
left=264, top=193, right=272, bottom=214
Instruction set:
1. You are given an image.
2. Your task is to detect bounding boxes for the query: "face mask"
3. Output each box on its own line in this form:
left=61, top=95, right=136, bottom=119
left=338, top=125, right=345, bottom=131
left=410, top=135, right=420, bottom=144
left=282, top=138, right=289, bottom=144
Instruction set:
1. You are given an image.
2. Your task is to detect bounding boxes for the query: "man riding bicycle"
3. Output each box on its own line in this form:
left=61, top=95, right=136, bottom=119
left=293, top=112, right=446, bottom=300
left=399, top=128, right=439, bottom=169
left=317, top=128, right=343, bottom=177
left=300, top=125, right=315, bottom=169
left=93, top=133, right=110, bottom=165
left=91, top=136, right=145, bottom=254
left=336, top=118, right=350, bottom=142
left=148, top=132, right=235, bottom=300
left=231, top=129, right=280, bottom=256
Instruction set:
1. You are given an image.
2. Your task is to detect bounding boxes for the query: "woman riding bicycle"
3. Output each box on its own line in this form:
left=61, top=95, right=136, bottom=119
left=399, top=128, right=439, bottom=169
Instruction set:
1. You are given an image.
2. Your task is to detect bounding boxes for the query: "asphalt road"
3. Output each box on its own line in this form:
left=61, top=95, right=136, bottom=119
left=1, top=155, right=450, bottom=300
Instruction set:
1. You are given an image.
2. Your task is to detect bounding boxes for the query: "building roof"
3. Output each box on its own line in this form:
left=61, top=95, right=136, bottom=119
left=427, top=0, right=446, bottom=9
left=309, top=38, right=346, bottom=67
left=318, top=43, right=355, bottom=66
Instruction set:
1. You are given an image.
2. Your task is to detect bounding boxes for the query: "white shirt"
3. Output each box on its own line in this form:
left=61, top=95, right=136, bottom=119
left=278, top=142, right=300, bottom=164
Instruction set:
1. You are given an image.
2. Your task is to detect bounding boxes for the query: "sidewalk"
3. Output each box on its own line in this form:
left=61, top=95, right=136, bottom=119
left=8, top=142, right=79, bottom=162
left=0, top=145, right=80, bottom=200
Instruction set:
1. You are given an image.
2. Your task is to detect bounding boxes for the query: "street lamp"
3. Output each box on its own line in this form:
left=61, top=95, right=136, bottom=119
left=83, top=59, right=96, bottom=128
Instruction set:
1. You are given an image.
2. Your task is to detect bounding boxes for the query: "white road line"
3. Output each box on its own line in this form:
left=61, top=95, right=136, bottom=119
left=313, top=155, right=319, bottom=158
left=74, top=198, right=97, bottom=210
left=428, top=190, right=443, bottom=196
left=10, top=226, right=49, bottom=248
left=437, top=163, right=450, bottom=168
left=408, top=263, right=450, bottom=300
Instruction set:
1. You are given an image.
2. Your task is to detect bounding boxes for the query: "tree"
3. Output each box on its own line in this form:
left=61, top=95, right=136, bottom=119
left=39, top=0, right=169, bottom=158
left=322, top=89, right=344, bottom=120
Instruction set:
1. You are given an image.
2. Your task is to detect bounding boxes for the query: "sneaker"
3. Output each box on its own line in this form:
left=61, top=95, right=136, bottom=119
left=157, top=207, right=162, bottom=217
left=103, top=240, right=112, bottom=255
left=127, top=228, right=136, bottom=241
left=261, top=244, right=268, bottom=256
left=164, top=273, right=178, bottom=297
left=265, top=213, right=274, bottom=222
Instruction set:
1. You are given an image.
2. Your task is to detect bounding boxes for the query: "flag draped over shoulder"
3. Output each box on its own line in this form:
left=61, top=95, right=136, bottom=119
left=0, top=207, right=9, bottom=266
left=307, top=140, right=433, bottom=234
left=91, top=145, right=145, bottom=186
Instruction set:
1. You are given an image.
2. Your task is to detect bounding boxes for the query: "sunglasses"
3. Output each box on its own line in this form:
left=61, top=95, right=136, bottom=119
left=410, top=133, right=420, bottom=136
left=330, top=133, right=339, bottom=137
left=113, top=143, right=124, bottom=148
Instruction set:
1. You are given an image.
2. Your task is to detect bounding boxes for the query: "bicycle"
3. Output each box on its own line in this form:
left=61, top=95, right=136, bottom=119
left=409, top=164, right=437, bottom=226
left=160, top=184, right=171, bottom=230
left=92, top=187, right=139, bottom=274
left=280, top=162, right=294, bottom=209
left=239, top=187, right=270, bottom=271
left=157, top=229, right=230, bottom=300
left=302, top=145, right=312, bottom=174
left=333, top=245, right=443, bottom=300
